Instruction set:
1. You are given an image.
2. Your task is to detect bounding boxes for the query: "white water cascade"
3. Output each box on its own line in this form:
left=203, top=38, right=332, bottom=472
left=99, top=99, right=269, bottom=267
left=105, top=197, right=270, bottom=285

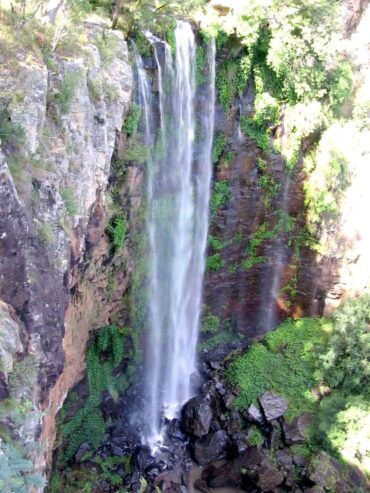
left=134, top=22, right=216, bottom=447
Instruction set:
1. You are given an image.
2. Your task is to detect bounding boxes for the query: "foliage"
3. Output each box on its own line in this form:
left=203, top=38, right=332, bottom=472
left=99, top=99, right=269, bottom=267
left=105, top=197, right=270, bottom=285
left=216, top=55, right=251, bottom=111
left=304, top=122, right=350, bottom=227
left=212, top=132, right=227, bottom=164
left=240, top=116, right=270, bottom=152
left=227, top=318, right=331, bottom=420
left=199, top=330, right=235, bottom=351
left=314, top=394, right=370, bottom=473
left=0, top=109, right=25, bottom=148
left=124, top=103, right=141, bottom=136
left=210, top=180, right=230, bottom=215
left=208, top=235, right=223, bottom=252
left=201, top=314, right=220, bottom=334
left=206, top=253, right=224, bottom=272
left=124, top=142, right=148, bottom=164
left=57, top=71, right=82, bottom=115
left=227, top=296, right=370, bottom=470
left=318, top=296, right=370, bottom=395
left=61, top=325, right=131, bottom=461
left=164, top=20, right=176, bottom=54
left=246, top=425, right=265, bottom=447
left=61, top=187, right=78, bottom=216
left=0, top=441, right=46, bottom=493
left=106, top=215, right=127, bottom=250
left=257, top=171, right=281, bottom=208
left=7, top=356, right=38, bottom=401
left=195, top=45, right=207, bottom=86
left=115, top=0, right=206, bottom=37
left=242, top=213, right=294, bottom=270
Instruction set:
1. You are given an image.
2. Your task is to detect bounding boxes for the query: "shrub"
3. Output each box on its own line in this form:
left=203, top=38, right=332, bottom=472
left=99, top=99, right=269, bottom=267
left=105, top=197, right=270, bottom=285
left=210, top=180, right=230, bottom=215
left=240, top=115, right=270, bottom=152
left=61, top=325, right=132, bottom=461
left=201, top=314, right=220, bottom=334
left=124, top=103, right=141, bottom=136
left=246, top=425, right=265, bottom=447
left=212, top=132, right=227, bottom=164
left=58, top=71, right=82, bottom=114
left=206, top=253, right=224, bottom=272
left=106, top=215, right=127, bottom=250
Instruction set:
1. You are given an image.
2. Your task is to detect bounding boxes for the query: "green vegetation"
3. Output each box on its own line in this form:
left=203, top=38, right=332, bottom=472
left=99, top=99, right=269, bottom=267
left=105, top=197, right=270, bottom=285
left=240, top=115, right=270, bottom=152
left=124, top=141, right=148, bottom=164
left=60, top=325, right=134, bottom=462
left=0, top=109, right=25, bottom=148
left=227, top=296, right=370, bottom=473
left=199, top=330, right=235, bottom=351
left=246, top=425, right=265, bottom=447
left=216, top=55, right=251, bottom=112
left=106, top=214, right=127, bottom=250
left=206, top=253, right=224, bottom=272
left=304, top=124, right=350, bottom=228
left=201, top=313, right=220, bottom=334
left=212, top=132, right=227, bottom=164
left=124, top=102, right=141, bottom=136
left=58, top=71, right=82, bottom=114
left=61, top=187, right=78, bottom=216
left=195, top=46, right=207, bottom=86
left=242, top=212, right=294, bottom=270
left=210, top=180, right=230, bottom=215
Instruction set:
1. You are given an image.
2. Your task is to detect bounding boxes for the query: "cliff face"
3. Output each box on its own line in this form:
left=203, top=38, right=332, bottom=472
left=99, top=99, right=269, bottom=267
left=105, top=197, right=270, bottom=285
left=0, top=14, right=133, bottom=481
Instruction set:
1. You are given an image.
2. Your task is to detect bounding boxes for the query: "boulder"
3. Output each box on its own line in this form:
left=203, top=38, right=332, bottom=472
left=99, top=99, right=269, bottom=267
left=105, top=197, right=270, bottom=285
left=309, top=451, right=346, bottom=491
left=231, top=432, right=249, bottom=455
left=182, top=397, right=213, bottom=438
left=246, top=403, right=265, bottom=424
left=283, top=413, right=312, bottom=444
left=276, top=449, right=293, bottom=471
left=259, top=392, right=288, bottom=421
left=193, top=430, right=228, bottom=465
left=257, top=464, right=284, bottom=491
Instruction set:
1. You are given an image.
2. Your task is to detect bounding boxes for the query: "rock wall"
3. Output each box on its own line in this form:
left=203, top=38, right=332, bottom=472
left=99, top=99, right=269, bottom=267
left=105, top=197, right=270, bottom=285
left=0, top=15, right=134, bottom=481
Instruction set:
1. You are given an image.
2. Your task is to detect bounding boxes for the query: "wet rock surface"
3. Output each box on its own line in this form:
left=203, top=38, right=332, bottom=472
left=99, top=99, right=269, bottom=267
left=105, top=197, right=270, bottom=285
left=182, top=396, right=213, bottom=438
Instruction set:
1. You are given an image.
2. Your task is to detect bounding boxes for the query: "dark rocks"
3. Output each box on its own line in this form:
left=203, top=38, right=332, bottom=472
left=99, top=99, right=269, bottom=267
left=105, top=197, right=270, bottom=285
left=167, top=418, right=187, bottom=441
left=276, top=449, right=293, bottom=471
left=257, top=464, right=284, bottom=491
left=246, top=403, right=265, bottom=424
left=182, top=397, right=213, bottom=438
left=133, top=446, right=154, bottom=470
left=259, top=391, right=288, bottom=421
left=74, top=442, right=91, bottom=462
left=309, top=451, right=349, bottom=492
left=193, top=430, right=228, bottom=465
left=231, top=431, right=249, bottom=454
left=283, top=413, right=312, bottom=444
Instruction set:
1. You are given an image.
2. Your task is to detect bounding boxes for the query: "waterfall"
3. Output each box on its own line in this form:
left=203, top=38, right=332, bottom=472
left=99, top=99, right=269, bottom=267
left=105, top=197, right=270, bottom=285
left=134, top=22, right=216, bottom=447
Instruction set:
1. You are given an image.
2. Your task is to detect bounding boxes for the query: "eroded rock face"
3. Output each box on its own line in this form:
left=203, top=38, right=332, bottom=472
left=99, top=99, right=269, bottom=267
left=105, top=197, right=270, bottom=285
left=0, top=17, right=133, bottom=481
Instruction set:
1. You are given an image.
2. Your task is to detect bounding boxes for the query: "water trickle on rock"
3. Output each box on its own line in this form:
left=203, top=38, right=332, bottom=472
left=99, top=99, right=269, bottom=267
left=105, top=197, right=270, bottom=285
left=134, top=22, right=216, bottom=447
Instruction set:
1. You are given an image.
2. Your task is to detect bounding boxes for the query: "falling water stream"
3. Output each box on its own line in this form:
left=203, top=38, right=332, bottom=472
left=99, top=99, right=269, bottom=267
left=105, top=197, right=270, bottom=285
left=135, top=22, right=216, bottom=447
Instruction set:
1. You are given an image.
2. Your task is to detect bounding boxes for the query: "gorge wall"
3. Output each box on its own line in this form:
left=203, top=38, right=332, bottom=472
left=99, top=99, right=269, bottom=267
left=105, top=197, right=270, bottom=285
left=0, top=0, right=369, bottom=491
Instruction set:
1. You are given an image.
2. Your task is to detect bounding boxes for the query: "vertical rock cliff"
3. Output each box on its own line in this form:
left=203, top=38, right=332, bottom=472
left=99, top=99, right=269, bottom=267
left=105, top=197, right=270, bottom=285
left=0, top=9, right=133, bottom=483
